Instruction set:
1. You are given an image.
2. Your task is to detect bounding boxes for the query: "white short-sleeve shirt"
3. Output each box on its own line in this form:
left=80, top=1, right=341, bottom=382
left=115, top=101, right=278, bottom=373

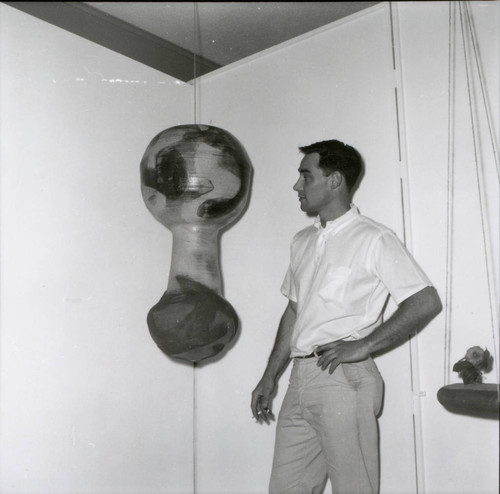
left=281, top=205, right=433, bottom=357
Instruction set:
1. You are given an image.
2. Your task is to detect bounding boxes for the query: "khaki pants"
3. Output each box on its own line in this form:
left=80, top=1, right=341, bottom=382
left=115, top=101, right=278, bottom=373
left=270, top=357, right=384, bottom=494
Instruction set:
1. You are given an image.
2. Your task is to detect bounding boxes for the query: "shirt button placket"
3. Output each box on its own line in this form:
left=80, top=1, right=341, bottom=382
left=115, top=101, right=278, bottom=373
left=315, top=232, right=327, bottom=263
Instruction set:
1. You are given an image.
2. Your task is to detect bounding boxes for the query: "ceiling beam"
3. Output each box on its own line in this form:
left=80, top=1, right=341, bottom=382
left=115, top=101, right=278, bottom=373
left=4, top=2, right=221, bottom=81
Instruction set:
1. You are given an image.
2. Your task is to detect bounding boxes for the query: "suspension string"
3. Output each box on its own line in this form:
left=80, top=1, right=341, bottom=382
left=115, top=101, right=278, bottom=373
left=459, top=2, right=499, bottom=382
left=192, top=361, right=197, bottom=494
left=463, top=1, right=500, bottom=382
left=463, top=1, right=500, bottom=180
left=193, top=2, right=200, bottom=124
left=444, top=1, right=456, bottom=386
left=192, top=5, right=199, bottom=493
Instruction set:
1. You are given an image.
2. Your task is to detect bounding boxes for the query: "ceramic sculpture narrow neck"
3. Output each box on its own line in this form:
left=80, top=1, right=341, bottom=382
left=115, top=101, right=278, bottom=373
left=168, top=224, right=222, bottom=295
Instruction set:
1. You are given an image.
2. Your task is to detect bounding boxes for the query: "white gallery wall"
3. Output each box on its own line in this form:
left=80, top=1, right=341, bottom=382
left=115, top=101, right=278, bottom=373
left=1, top=2, right=498, bottom=494
left=0, top=5, right=194, bottom=493
left=397, top=2, right=499, bottom=493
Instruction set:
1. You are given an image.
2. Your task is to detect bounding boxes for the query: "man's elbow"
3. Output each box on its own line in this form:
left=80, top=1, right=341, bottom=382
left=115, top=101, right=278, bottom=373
left=425, top=286, right=443, bottom=319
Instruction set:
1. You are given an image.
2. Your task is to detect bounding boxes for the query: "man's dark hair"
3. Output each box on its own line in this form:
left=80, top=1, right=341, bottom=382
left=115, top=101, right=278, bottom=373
left=299, top=140, right=363, bottom=191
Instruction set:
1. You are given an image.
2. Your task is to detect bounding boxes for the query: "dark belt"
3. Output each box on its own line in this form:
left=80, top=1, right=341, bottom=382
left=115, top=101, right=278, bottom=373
left=295, top=351, right=324, bottom=359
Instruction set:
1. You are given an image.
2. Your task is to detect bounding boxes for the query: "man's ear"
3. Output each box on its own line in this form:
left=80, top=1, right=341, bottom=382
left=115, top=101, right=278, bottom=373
left=328, top=171, right=343, bottom=189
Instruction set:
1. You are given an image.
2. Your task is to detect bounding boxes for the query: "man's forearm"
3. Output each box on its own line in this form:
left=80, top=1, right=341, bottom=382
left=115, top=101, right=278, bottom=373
left=364, top=286, right=442, bottom=355
left=262, top=301, right=296, bottom=382
left=251, top=301, right=297, bottom=422
left=316, top=286, right=442, bottom=373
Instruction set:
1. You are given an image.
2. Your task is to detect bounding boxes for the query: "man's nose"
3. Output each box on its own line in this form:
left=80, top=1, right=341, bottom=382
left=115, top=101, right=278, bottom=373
left=293, top=179, right=301, bottom=191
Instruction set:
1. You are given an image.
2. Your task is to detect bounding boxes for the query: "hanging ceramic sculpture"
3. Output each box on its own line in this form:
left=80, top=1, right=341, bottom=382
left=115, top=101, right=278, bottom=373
left=140, top=125, right=252, bottom=363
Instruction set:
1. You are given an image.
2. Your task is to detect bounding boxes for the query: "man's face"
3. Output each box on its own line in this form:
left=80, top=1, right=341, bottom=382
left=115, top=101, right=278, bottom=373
left=293, top=153, right=334, bottom=215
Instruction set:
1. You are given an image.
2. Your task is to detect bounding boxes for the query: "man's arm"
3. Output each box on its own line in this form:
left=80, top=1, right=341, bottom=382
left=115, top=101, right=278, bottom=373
left=315, top=286, right=442, bottom=373
left=251, top=300, right=297, bottom=423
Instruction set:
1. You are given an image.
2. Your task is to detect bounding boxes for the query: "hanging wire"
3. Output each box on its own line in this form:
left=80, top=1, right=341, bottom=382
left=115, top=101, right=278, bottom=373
left=463, top=1, right=500, bottom=382
left=192, top=6, right=200, bottom=493
left=193, top=2, right=201, bottom=124
left=463, top=1, right=500, bottom=180
left=458, top=1, right=499, bottom=382
left=444, top=0, right=456, bottom=386
left=192, top=359, right=197, bottom=494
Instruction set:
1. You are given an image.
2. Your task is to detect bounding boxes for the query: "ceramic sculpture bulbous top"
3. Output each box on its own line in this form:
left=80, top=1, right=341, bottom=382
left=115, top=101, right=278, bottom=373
left=140, top=125, right=252, bottom=362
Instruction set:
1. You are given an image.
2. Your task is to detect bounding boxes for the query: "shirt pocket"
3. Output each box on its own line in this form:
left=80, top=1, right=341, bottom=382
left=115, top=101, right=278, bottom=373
left=318, top=265, right=351, bottom=303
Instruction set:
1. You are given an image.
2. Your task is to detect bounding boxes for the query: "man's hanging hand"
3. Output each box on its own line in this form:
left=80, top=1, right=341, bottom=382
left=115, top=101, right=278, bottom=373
left=251, top=377, right=276, bottom=424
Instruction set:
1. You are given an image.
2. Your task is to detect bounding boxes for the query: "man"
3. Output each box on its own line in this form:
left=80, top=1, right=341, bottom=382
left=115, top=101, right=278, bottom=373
left=251, top=140, right=442, bottom=494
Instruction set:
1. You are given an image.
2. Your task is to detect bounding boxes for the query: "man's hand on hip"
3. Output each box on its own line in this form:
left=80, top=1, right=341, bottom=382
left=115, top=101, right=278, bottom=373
left=315, top=339, right=371, bottom=374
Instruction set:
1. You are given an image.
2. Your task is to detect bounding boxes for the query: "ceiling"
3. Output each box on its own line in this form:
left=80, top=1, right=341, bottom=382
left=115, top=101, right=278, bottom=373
left=86, top=2, right=380, bottom=66
left=6, top=2, right=380, bottom=81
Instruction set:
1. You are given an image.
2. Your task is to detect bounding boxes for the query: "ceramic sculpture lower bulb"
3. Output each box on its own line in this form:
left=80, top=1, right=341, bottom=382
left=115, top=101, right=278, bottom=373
left=140, top=125, right=252, bottom=362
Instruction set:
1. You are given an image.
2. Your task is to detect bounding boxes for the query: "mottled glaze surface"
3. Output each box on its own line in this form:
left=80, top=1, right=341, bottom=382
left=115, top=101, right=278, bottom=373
left=141, top=125, right=252, bottom=362
left=141, top=125, right=251, bottom=228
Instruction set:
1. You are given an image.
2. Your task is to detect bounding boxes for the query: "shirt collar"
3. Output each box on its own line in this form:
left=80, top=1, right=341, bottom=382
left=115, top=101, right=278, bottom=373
left=314, top=204, right=359, bottom=233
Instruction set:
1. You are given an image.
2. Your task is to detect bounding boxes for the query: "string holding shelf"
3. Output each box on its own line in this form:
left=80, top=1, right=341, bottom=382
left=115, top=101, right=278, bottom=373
left=438, top=1, right=499, bottom=418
